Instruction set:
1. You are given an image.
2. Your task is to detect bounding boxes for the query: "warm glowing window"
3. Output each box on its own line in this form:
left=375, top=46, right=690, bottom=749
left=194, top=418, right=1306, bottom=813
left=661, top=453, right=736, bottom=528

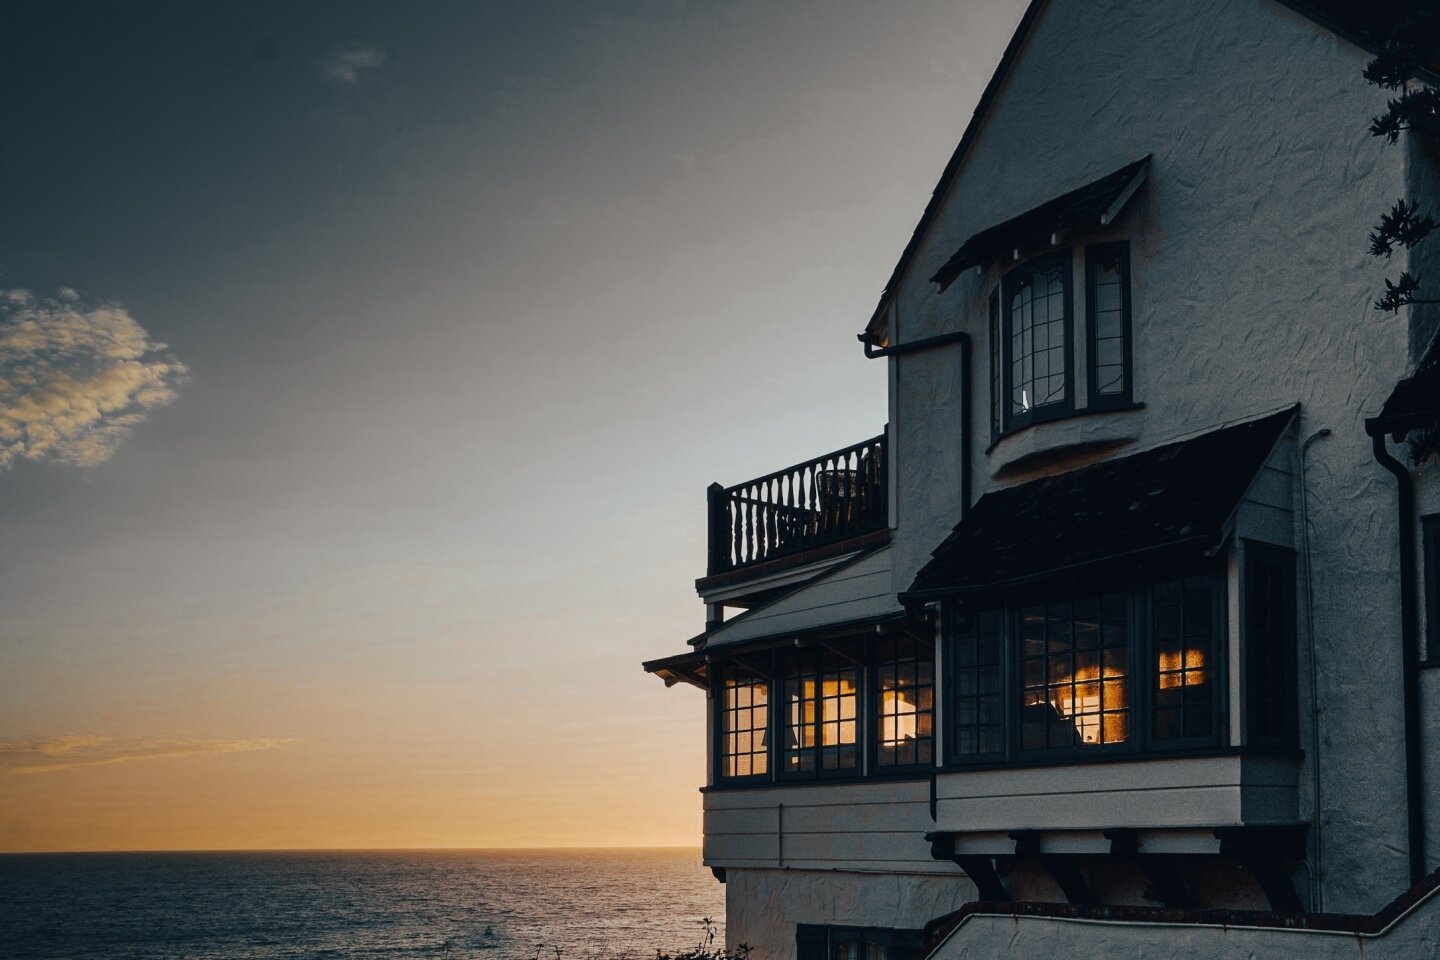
left=782, top=652, right=859, bottom=776
left=720, top=669, right=769, bottom=778
left=875, top=636, right=934, bottom=768
left=1151, top=575, right=1215, bottom=742
left=1020, top=593, right=1130, bottom=751
left=1002, top=253, right=1072, bottom=430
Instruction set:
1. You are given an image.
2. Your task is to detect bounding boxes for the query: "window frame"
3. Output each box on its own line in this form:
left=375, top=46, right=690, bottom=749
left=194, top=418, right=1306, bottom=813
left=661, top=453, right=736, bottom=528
left=1241, top=541, right=1299, bottom=747
left=988, top=287, right=1002, bottom=445
left=778, top=649, right=863, bottom=782
left=796, top=924, right=924, bottom=960
left=712, top=663, right=773, bottom=784
left=870, top=634, right=937, bottom=773
left=999, top=251, right=1075, bottom=434
left=1425, top=515, right=1440, bottom=665
left=1084, top=241, right=1134, bottom=409
left=942, top=565, right=1229, bottom=767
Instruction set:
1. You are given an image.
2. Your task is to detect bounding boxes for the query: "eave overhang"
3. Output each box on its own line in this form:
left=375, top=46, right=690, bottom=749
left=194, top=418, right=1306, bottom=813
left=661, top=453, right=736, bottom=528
left=928, top=155, right=1151, bottom=292
left=1365, top=338, right=1440, bottom=441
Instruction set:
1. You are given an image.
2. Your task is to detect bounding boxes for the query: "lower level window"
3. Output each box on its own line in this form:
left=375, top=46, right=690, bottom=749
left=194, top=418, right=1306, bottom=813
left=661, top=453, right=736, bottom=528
left=796, top=926, right=923, bottom=960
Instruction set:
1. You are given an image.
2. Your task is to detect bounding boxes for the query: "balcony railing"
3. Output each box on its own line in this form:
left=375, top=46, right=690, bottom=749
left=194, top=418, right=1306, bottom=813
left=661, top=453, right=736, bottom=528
left=707, top=430, right=888, bottom=576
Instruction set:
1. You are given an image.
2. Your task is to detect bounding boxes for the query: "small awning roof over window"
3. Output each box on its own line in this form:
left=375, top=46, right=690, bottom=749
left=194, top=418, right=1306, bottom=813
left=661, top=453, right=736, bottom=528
left=901, top=406, right=1296, bottom=602
left=930, top=156, right=1151, bottom=292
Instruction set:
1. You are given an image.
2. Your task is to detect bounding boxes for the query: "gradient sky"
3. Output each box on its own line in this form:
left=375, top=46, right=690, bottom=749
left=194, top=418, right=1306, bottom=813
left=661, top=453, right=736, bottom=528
left=0, top=0, right=1026, bottom=852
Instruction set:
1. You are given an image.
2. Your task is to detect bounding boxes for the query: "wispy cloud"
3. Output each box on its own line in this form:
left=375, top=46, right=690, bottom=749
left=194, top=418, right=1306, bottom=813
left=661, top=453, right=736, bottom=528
left=0, top=288, right=187, bottom=470
left=0, top=735, right=298, bottom=774
left=324, top=44, right=386, bottom=85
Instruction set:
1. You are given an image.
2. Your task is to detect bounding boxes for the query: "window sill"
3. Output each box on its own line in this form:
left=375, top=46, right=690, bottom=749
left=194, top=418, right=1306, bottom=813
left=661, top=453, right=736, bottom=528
left=940, top=743, right=1301, bottom=774
left=985, top=401, right=1145, bottom=455
left=701, top=771, right=932, bottom=793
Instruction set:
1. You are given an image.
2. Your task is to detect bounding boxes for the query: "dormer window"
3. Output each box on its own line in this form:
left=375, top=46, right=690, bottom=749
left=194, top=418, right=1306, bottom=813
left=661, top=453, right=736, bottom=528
left=1002, top=252, right=1074, bottom=431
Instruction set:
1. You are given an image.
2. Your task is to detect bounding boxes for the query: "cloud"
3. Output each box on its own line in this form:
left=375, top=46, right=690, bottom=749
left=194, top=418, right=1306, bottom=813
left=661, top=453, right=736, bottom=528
left=0, top=735, right=298, bottom=774
left=324, top=44, right=386, bottom=85
left=0, top=288, right=187, bottom=470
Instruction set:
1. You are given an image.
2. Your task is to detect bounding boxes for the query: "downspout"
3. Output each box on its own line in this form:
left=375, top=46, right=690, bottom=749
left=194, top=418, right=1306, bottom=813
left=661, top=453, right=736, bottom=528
left=1371, top=432, right=1426, bottom=885
left=1298, top=426, right=1331, bottom=910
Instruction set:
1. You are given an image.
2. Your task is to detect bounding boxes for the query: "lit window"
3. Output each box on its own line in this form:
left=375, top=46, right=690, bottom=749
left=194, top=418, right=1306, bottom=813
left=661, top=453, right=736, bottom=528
left=720, top=669, right=768, bottom=779
left=875, top=636, right=934, bottom=768
left=782, top=652, right=859, bottom=776
left=1019, top=594, right=1130, bottom=751
left=1151, top=575, right=1215, bottom=742
left=1003, top=253, right=1072, bottom=429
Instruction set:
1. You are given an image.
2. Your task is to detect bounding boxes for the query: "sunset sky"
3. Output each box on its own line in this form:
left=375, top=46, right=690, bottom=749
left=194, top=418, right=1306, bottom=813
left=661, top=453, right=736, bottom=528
left=0, top=0, right=1025, bottom=852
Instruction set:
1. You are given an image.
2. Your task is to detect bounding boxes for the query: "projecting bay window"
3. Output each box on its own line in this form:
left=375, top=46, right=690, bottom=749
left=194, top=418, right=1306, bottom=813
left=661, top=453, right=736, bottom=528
left=718, top=667, right=769, bottom=780
left=874, top=636, right=935, bottom=769
left=782, top=651, right=859, bottom=778
left=944, top=566, right=1259, bottom=765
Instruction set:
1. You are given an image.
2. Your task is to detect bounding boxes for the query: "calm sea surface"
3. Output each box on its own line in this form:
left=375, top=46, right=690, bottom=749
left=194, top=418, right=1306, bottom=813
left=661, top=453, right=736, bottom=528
left=0, top=848, right=726, bottom=960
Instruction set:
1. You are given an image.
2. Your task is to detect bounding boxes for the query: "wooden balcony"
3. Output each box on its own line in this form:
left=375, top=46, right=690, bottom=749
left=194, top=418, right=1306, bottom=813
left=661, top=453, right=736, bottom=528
left=706, top=431, right=888, bottom=584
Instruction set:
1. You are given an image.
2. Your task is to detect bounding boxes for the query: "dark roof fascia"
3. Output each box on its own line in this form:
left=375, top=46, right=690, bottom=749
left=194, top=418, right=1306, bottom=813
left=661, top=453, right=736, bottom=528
left=898, top=534, right=1213, bottom=605
left=861, top=0, right=1437, bottom=347
left=1271, top=1, right=1440, bottom=87
left=703, top=610, right=911, bottom=657
left=860, top=0, right=1046, bottom=344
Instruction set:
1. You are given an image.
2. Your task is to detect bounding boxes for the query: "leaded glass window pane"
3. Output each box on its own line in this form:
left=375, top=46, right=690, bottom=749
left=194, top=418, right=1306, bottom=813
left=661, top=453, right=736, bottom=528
left=949, top=607, right=1003, bottom=759
left=721, top=669, right=769, bottom=778
left=1151, top=575, right=1215, bottom=742
left=1086, top=244, right=1130, bottom=401
left=782, top=651, right=859, bottom=776
left=876, top=635, right=935, bottom=768
left=1004, top=255, right=1070, bottom=422
left=1019, top=593, right=1129, bottom=751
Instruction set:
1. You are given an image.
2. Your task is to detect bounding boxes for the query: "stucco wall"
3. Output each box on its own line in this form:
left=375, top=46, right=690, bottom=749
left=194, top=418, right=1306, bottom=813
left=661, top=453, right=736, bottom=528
left=928, top=886, right=1440, bottom=960
left=725, top=868, right=972, bottom=960
left=882, top=0, right=1421, bottom=914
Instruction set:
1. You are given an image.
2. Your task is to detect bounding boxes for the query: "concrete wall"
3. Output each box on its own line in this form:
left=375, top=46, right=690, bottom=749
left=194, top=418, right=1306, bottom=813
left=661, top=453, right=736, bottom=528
left=883, top=0, right=1420, bottom=914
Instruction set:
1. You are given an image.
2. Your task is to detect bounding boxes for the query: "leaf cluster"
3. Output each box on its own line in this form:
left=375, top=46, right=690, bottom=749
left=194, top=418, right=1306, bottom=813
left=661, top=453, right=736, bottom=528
left=1370, top=199, right=1437, bottom=257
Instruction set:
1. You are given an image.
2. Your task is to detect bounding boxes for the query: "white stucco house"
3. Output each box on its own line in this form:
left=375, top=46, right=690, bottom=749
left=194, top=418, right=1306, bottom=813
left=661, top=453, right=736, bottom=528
left=645, top=1, right=1440, bottom=957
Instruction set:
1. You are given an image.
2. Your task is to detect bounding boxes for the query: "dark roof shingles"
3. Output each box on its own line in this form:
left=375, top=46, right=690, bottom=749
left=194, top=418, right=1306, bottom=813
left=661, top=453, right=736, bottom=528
left=904, top=408, right=1296, bottom=598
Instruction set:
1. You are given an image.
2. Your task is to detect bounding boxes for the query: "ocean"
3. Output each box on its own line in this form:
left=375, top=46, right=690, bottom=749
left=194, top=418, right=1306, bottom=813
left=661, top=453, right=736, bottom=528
left=0, top=848, right=726, bottom=960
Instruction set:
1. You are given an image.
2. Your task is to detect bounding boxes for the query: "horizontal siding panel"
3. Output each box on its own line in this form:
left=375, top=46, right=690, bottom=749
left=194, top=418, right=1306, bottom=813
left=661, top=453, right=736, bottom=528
left=935, top=783, right=1244, bottom=831
left=707, top=548, right=901, bottom=647
left=779, top=830, right=936, bottom=863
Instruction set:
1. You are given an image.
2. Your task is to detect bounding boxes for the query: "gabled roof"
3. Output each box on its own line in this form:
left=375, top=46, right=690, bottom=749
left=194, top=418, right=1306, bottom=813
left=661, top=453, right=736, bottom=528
left=930, top=156, right=1150, bottom=291
left=861, top=0, right=1438, bottom=346
left=902, top=407, right=1297, bottom=601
